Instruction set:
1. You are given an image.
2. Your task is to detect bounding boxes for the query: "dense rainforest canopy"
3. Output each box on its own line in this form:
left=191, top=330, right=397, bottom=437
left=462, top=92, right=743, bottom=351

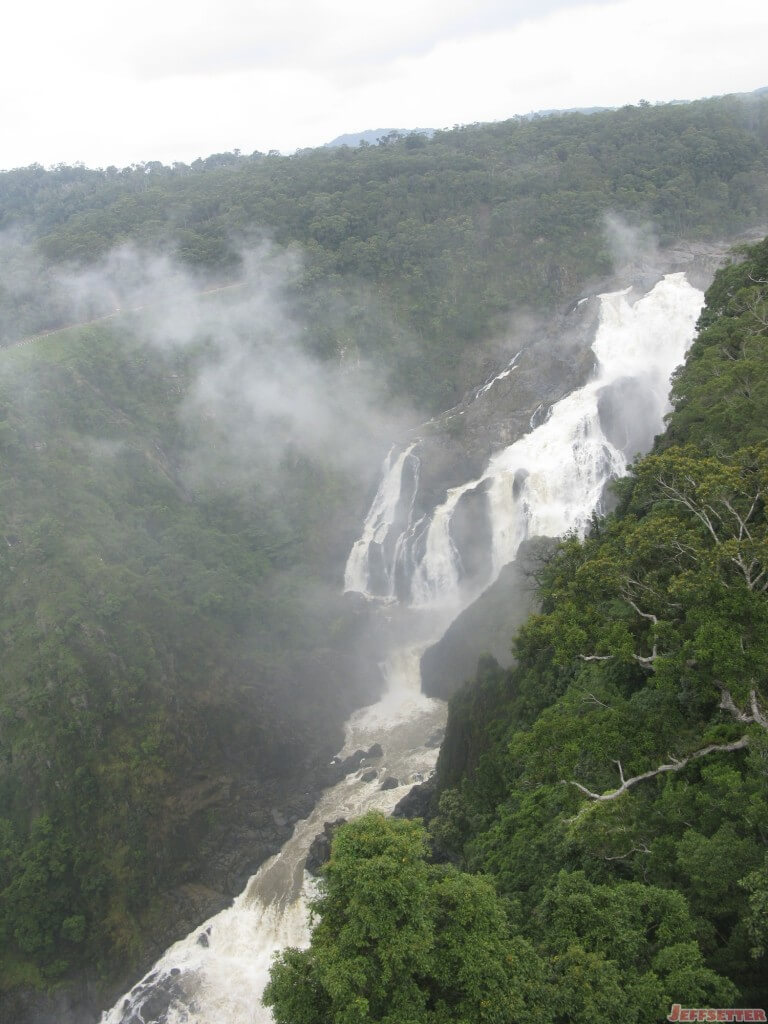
left=0, top=313, right=376, bottom=991
left=266, top=239, right=768, bottom=1019
left=1, top=91, right=768, bottom=1002
left=2, top=91, right=768, bottom=411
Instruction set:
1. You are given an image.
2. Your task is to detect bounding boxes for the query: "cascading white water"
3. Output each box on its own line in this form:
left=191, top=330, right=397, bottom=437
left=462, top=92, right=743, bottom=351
left=102, top=272, right=703, bottom=1024
left=349, top=274, right=704, bottom=608
left=344, top=441, right=420, bottom=598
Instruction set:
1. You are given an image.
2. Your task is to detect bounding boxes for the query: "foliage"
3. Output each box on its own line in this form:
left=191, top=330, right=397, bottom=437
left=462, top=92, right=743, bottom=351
left=277, top=237, right=768, bottom=1017
left=265, top=813, right=547, bottom=1024
left=266, top=816, right=736, bottom=1024
left=0, top=322, right=370, bottom=983
left=3, top=93, right=768, bottom=410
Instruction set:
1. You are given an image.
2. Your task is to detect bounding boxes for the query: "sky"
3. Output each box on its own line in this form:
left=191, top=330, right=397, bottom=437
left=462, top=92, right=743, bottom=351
left=1, top=0, right=767, bottom=170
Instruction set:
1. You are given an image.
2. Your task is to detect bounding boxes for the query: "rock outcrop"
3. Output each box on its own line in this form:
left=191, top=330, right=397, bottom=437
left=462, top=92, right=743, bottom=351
left=306, top=818, right=348, bottom=876
left=420, top=537, right=556, bottom=701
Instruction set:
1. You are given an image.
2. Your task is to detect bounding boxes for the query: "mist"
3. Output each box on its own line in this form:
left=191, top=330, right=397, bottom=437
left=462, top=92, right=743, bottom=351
left=2, top=238, right=422, bottom=502
left=603, top=211, right=660, bottom=275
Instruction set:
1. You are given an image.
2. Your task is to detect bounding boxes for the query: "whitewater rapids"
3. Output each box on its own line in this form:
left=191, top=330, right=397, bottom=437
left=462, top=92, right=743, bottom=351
left=101, top=628, right=448, bottom=1024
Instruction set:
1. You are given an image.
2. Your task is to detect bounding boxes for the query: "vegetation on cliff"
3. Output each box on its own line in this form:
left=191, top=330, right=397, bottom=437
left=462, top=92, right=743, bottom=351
left=2, top=92, right=768, bottom=1000
left=266, top=240, right=768, bottom=1017
left=0, top=316, right=373, bottom=989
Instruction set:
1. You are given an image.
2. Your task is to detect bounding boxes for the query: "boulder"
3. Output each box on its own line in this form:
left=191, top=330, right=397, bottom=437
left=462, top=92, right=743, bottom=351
left=306, top=819, right=347, bottom=876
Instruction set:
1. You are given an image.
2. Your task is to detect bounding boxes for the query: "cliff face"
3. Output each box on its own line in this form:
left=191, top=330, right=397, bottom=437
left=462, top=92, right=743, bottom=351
left=420, top=538, right=556, bottom=701
left=407, top=238, right=751, bottom=700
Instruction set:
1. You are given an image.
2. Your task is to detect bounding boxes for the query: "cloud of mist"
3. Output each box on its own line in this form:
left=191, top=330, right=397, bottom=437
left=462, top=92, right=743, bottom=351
left=25, top=241, right=417, bottom=492
left=602, top=211, right=660, bottom=274
left=56, top=246, right=193, bottom=324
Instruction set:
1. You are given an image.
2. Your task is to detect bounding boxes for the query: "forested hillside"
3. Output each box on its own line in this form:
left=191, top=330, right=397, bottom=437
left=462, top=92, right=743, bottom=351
left=3, top=91, right=768, bottom=410
left=266, top=238, right=768, bottom=1019
left=2, top=90, right=768, bottom=1013
left=0, top=308, right=380, bottom=995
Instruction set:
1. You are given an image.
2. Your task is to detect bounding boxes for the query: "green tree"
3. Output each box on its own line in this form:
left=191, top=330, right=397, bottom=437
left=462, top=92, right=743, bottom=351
left=264, top=813, right=547, bottom=1024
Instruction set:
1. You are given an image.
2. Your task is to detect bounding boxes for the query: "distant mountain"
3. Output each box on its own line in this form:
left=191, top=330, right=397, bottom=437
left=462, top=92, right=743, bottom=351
left=524, top=104, right=611, bottom=119
left=326, top=89, right=768, bottom=149
left=325, top=128, right=433, bottom=148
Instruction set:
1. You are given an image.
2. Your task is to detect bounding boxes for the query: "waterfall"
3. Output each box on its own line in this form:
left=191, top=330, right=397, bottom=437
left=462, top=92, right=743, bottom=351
left=346, top=273, right=703, bottom=608
left=343, top=441, right=420, bottom=598
left=101, top=272, right=703, bottom=1024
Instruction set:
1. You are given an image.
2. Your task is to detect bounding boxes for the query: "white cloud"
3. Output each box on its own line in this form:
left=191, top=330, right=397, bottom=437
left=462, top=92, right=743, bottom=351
left=1, top=0, right=766, bottom=168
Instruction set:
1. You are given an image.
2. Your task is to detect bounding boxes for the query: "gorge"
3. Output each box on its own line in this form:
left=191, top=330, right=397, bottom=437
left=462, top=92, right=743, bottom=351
left=100, top=269, right=706, bottom=1023
left=3, top=90, right=768, bottom=1023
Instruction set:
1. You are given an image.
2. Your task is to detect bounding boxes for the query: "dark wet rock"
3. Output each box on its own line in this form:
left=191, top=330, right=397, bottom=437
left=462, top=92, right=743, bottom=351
left=420, top=538, right=555, bottom=700
left=360, top=769, right=378, bottom=783
left=320, top=742, right=386, bottom=786
left=335, top=751, right=363, bottom=776
left=448, top=479, right=494, bottom=589
left=197, top=932, right=209, bottom=948
left=597, top=376, right=662, bottom=463
left=380, top=777, right=399, bottom=791
left=143, top=885, right=230, bottom=955
left=127, top=972, right=188, bottom=1024
left=306, top=818, right=347, bottom=876
left=392, top=776, right=438, bottom=821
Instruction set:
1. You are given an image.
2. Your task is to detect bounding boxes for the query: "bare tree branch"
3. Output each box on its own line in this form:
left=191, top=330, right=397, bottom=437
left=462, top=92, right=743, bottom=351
left=750, top=689, right=768, bottom=730
left=581, top=692, right=611, bottom=709
left=563, top=737, right=750, bottom=803
left=655, top=476, right=722, bottom=546
left=719, top=687, right=768, bottom=730
left=623, top=595, right=658, bottom=625
left=603, top=842, right=651, bottom=861
left=633, top=643, right=658, bottom=669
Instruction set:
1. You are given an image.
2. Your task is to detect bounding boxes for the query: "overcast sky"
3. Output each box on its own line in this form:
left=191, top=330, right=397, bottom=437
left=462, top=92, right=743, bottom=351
left=1, top=0, right=766, bottom=170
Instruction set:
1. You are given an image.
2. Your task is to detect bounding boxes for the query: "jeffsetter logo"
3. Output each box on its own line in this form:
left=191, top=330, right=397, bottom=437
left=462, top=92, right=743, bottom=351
left=667, top=1007, right=767, bottom=1022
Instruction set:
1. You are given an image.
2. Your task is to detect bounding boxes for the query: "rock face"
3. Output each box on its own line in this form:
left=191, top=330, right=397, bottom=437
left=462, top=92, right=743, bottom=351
left=408, top=297, right=602, bottom=531
left=400, top=236, right=747, bottom=560
left=326, top=744, right=384, bottom=784
left=306, top=819, right=347, bottom=876
left=420, top=538, right=556, bottom=701
left=392, top=776, right=438, bottom=821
